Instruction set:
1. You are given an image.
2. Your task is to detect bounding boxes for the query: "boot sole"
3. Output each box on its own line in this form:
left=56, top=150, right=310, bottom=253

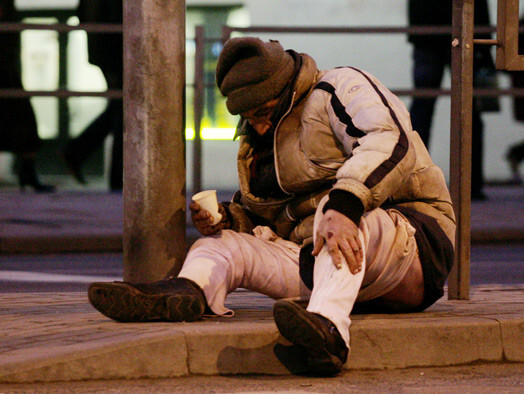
left=273, top=300, right=343, bottom=376
left=88, top=282, right=204, bottom=322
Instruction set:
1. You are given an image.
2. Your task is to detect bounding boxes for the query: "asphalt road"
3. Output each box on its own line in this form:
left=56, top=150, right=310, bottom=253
left=0, top=243, right=523, bottom=293
left=0, top=362, right=522, bottom=393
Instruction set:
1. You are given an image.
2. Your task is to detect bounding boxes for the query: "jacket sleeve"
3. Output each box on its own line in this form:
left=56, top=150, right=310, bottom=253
left=221, top=191, right=278, bottom=234
left=222, top=201, right=257, bottom=234
left=304, top=68, right=417, bottom=222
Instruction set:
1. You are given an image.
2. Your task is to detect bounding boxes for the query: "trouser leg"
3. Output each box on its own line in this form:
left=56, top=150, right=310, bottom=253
left=305, top=197, right=418, bottom=348
left=471, top=107, right=485, bottom=197
left=409, top=45, right=446, bottom=148
left=178, top=229, right=310, bottom=316
left=66, top=103, right=114, bottom=163
left=305, top=197, right=365, bottom=347
left=306, top=239, right=365, bottom=347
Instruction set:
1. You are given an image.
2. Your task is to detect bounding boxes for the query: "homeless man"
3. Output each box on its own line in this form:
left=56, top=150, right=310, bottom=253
left=88, top=37, right=456, bottom=376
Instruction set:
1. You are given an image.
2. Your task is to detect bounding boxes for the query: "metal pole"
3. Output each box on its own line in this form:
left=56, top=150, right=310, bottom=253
left=57, top=17, right=69, bottom=142
left=123, top=0, right=186, bottom=282
left=192, top=25, right=204, bottom=196
left=221, top=26, right=232, bottom=44
left=448, top=0, right=474, bottom=299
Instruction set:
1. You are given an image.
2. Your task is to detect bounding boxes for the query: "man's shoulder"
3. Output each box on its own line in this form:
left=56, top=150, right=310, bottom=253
left=314, top=67, right=377, bottom=95
left=319, top=66, right=356, bottom=79
left=317, top=67, right=373, bottom=84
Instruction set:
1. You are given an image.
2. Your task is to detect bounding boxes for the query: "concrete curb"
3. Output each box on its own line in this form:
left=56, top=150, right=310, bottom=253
left=0, top=332, right=190, bottom=382
left=0, top=287, right=522, bottom=383
left=1, top=317, right=522, bottom=383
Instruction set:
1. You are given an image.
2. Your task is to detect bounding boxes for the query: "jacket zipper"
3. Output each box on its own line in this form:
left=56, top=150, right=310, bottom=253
left=273, top=90, right=297, bottom=195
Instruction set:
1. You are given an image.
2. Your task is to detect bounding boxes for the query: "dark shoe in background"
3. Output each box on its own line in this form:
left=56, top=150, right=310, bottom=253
left=61, top=148, right=87, bottom=185
left=273, top=300, right=348, bottom=376
left=88, top=277, right=206, bottom=322
left=507, top=143, right=524, bottom=185
left=471, top=190, right=487, bottom=201
left=17, top=156, right=55, bottom=193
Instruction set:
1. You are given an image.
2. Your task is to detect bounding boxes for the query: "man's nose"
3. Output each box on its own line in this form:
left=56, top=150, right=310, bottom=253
left=254, top=122, right=271, bottom=135
left=249, top=120, right=271, bottom=136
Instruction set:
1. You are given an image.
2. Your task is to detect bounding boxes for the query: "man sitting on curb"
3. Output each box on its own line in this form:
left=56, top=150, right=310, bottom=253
left=88, top=37, right=456, bottom=376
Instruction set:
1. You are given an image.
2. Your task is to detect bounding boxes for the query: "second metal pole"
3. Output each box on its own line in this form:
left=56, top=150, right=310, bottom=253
left=449, top=0, right=474, bottom=299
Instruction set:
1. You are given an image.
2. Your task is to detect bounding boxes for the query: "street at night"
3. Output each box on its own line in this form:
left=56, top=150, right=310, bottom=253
left=1, top=243, right=523, bottom=293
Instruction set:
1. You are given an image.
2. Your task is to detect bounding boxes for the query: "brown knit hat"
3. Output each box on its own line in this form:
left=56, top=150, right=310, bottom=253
left=216, top=37, right=295, bottom=115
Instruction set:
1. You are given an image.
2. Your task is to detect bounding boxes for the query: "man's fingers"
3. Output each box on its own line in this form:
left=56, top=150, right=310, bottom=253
left=189, top=202, right=201, bottom=213
left=313, top=235, right=344, bottom=270
left=190, top=203, right=216, bottom=224
left=351, top=238, right=363, bottom=268
left=312, top=235, right=325, bottom=256
left=340, top=241, right=361, bottom=274
left=351, top=239, right=363, bottom=274
left=324, top=239, right=343, bottom=269
left=193, top=208, right=212, bottom=222
left=191, top=206, right=217, bottom=236
left=329, top=248, right=342, bottom=269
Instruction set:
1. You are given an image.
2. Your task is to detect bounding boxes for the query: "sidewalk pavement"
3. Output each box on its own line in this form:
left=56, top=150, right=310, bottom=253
left=0, top=185, right=523, bottom=254
left=0, top=286, right=522, bottom=382
left=0, top=185, right=522, bottom=382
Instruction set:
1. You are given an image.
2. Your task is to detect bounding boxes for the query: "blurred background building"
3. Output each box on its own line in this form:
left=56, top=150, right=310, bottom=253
left=0, top=0, right=522, bottom=192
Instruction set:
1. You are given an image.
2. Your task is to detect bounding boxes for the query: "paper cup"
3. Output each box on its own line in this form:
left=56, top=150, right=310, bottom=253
left=192, top=190, right=222, bottom=225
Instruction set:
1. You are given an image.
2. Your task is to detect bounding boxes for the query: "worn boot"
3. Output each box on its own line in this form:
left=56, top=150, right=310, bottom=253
left=88, top=277, right=206, bottom=322
left=273, top=299, right=349, bottom=376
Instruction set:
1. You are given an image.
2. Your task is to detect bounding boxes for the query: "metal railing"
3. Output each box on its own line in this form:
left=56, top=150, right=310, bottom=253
left=0, top=21, right=122, bottom=144
left=0, top=22, right=122, bottom=100
left=0, top=19, right=520, bottom=299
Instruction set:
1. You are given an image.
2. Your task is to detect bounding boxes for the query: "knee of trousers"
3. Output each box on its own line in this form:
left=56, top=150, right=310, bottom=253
left=182, top=231, right=242, bottom=293
left=185, top=229, right=260, bottom=273
left=187, top=231, right=238, bottom=261
left=189, top=235, right=221, bottom=252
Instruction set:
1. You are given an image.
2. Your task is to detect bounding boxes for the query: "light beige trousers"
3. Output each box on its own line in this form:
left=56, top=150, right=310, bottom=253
left=179, top=196, right=418, bottom=347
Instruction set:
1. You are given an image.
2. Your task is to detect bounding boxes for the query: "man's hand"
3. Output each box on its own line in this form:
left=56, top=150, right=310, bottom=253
left=312, top=209, right=363, bottom=274
left=190, top=202, right=230, bottom=236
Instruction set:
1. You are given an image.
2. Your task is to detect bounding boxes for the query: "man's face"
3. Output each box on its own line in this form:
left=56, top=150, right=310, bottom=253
left=240, top=98, right=279, bottom=136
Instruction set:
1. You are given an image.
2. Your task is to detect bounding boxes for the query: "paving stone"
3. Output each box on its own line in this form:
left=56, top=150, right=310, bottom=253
left=0, top=287, right=522, bottom=381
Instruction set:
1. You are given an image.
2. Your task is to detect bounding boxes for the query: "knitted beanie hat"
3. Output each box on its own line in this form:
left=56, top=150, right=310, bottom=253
left=216, top=37, right=295, bottom=115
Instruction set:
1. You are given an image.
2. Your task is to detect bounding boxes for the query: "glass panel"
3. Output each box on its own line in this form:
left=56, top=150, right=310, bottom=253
left=67, top=16, right=107, bottom=138
left=15, top=0, right=78, bottom=10
left=21, top=18, right=59, bottom=139
left=186, top=7, right=248, bottom=141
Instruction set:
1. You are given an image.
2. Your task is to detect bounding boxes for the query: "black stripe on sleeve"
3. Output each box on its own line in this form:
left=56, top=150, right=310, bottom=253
left=314, top=81, right=366, bottom=138
left=347, top=67, right=409, bottom=189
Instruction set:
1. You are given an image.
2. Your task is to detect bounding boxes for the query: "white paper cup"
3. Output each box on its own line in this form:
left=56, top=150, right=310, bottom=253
left=192, top=190, right=222, bottom=225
